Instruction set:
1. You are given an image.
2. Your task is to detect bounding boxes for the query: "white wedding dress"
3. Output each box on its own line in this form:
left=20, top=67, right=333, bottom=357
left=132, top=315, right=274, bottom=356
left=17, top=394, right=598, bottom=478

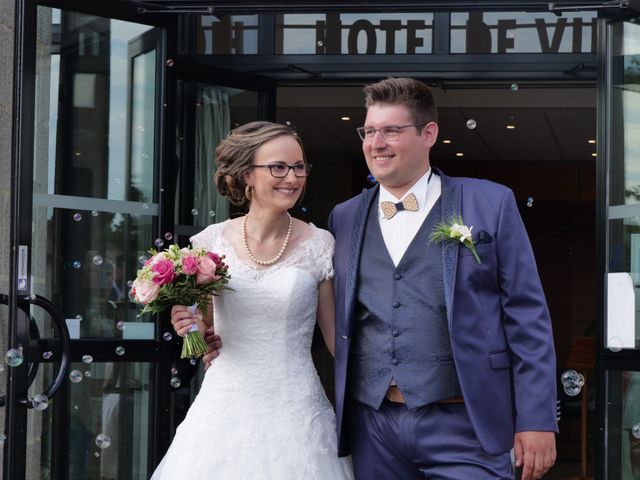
left=151, top=220, right=353, bottom=480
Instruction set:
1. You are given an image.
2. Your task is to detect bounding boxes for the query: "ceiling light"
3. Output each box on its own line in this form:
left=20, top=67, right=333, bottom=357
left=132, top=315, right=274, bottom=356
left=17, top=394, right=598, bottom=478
left=442, top=139, right=452, bottom=144
left=506, top=124, right=516, bottom=130
left=591, top=153, right=597, bottom=157
left=588, top=139, right=596, bottom=144
left=341, top=116, right=351, bottom=121
left=456, top=152, right=464, bottom=157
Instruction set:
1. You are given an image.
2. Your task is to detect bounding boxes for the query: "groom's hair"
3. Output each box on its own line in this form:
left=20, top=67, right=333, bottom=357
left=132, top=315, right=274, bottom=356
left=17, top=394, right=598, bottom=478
left=363, top=77, right=438, bottom=131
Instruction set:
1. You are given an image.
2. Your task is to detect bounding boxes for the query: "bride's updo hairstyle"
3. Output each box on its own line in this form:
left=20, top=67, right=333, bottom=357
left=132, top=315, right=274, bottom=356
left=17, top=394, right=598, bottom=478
left=214, top=121, right=307, bottom=208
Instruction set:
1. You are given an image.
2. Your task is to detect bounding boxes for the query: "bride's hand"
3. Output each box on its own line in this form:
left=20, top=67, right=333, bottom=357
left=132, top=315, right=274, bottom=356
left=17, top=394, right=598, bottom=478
left=170, top=305, right=202, bottom=337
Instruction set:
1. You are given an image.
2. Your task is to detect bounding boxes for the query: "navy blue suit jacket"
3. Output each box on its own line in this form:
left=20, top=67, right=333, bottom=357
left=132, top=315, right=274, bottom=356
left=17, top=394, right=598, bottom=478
left=328, top=169, right=558, bottom=456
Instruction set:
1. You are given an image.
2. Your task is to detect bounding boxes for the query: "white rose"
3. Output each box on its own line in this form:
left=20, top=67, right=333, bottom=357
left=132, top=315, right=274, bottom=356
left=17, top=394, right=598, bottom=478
left=132, top=278, right=160, bottom=304
left=457, top=225, right=473, bottom=243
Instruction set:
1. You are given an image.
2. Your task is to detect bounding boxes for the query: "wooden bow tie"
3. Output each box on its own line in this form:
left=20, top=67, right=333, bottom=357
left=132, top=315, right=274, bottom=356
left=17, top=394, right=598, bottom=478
left=380, top=193, right=418, bottom=219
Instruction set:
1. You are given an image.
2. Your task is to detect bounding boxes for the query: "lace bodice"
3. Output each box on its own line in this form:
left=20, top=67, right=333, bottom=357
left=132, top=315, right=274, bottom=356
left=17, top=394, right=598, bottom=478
left=190, top=220, right=334, bottom=385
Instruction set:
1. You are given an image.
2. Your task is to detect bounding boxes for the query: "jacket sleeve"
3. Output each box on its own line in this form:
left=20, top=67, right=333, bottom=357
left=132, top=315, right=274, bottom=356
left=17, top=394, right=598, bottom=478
left=496, top=188, right=558, bottom=433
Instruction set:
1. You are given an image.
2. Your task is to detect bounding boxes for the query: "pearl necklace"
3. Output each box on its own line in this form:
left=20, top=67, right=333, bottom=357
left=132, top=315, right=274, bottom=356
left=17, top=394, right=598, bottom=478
left=242, top=213, right=292, bottom=266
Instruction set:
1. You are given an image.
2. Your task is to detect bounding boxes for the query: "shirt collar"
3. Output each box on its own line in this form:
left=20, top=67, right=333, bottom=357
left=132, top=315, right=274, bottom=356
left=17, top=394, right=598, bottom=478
left=378, top=168, right=432, bottom=214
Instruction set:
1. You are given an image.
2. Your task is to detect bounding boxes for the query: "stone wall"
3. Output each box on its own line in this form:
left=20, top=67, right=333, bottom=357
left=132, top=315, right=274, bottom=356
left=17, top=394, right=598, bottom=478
left=0, top=0, right=15, bottom=474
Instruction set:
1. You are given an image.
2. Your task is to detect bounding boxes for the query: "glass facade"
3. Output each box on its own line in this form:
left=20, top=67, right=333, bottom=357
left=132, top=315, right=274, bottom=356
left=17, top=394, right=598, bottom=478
left=33, top=8, right=157, bottom=339
left=607, top=21, right=640, bottom=351
left=605, top=17, right=640, bottom=480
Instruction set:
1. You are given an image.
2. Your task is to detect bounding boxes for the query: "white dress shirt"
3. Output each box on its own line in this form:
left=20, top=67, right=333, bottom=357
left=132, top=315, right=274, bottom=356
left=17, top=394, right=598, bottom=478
left=378, top=169, right=441, bottom=266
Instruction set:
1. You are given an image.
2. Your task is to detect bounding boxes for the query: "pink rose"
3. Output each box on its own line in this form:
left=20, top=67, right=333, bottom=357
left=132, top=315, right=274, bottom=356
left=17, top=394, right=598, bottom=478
left=182, top=255, right=198, bottom=275
left=206, top=252, right=222, bottom=266
left=132, top=278, right=160, bottom=304
left=196, top=256, right=221, bottom=285
left=151, top=258, right=176, bottom=285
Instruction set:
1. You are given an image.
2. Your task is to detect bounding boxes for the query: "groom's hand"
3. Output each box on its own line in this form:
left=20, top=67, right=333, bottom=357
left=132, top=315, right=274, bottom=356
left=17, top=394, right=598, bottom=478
left=202, top=326, right=222, bottom=370
left=514, top=431, right=556, bottom=480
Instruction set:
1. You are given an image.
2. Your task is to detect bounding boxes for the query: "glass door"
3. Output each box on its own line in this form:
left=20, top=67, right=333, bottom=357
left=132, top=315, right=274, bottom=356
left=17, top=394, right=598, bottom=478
left=599, top=11, right=640, bottom=480
left=3, top=6, right=163, bottom=480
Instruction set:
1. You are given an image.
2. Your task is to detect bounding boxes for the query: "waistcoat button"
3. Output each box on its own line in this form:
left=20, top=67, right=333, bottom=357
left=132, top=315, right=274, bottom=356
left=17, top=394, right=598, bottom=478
left=391, top=358, right=399, bottom=365
left=394, top=273, right=402, bottom=280
left=392, top=330, right=399, bottom=337
left=392, top=302, right=400, bottom=308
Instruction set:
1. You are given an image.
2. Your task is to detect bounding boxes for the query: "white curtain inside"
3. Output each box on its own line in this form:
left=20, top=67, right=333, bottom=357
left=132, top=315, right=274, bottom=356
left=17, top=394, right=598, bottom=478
left=193, top=85, right=232, bottom=227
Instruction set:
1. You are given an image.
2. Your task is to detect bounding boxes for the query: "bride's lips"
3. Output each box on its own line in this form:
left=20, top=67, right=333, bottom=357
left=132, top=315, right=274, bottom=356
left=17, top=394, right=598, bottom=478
left=274, top=187, right=299, bottom=197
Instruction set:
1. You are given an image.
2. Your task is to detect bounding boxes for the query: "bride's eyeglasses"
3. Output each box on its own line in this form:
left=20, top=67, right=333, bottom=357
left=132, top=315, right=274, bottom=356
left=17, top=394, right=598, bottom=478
left=252, top=162, right=312, bottom=178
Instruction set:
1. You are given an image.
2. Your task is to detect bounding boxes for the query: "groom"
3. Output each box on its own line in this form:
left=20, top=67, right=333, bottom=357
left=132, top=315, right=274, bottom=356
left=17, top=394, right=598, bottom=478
left=328, top=77, right=557, bottom=480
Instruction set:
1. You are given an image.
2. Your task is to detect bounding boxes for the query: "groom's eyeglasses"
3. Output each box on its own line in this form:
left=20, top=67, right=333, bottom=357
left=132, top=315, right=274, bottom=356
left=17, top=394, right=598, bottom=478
left=357, top=123, right=427, bottom=142
left=252, top=162, right=312, bottom=178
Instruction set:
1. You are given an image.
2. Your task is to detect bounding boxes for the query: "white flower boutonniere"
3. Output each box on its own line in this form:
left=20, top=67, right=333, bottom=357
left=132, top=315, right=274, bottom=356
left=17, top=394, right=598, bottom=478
left=430, top=215, right=481, bottom=264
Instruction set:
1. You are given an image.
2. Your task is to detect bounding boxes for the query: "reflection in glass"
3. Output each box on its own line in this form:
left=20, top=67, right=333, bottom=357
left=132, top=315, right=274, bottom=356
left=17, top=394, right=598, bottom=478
left=130, top=49, right=157, bottom=204
left=68, top=362, right=151, bottom=479
left=33, top=205, right=155, bottom=339
left=36, top=11, right=154, bottom=202
left=24, top=364, right=56, bottom=479
left=607, top=371, right=640, bottom=478
left=33, top=7, right=158, bottom=338
left=609, top=22, right=640, bottom=206
left=608, top=218, right=640, bottom=349
left=175, top=82, right=257, bottom=227
left=608, top=22, right=640, bottom=355
left=450, top=11, right=597, bottom=54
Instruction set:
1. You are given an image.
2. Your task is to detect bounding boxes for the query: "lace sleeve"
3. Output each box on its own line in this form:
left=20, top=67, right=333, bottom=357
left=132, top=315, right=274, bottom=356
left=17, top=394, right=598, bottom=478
left=190, top=223, right=219, bottom=251
left=313, top=227, right=335, bottom=283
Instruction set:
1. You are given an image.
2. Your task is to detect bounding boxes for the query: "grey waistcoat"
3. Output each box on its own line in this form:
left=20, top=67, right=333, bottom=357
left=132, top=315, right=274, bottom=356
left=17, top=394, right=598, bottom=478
left=347, top=196, right=462, bottom=409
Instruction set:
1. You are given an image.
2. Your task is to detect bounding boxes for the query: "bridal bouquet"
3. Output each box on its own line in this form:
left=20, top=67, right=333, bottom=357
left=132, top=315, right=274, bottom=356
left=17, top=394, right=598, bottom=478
left=130, top=244, right=231, bottom=358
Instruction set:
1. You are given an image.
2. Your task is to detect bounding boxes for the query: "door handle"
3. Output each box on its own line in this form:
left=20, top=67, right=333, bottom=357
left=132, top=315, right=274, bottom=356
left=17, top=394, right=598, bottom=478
left=0, top=295, right=42, bottom=406
left=0, top=294, right=71, bottom=408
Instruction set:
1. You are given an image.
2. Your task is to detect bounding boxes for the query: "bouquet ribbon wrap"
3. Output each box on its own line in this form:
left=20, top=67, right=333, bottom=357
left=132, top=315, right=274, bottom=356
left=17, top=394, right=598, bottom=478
left=181, top=303, right=209, bottom=359
left=187, top=304, right=200, bottom=333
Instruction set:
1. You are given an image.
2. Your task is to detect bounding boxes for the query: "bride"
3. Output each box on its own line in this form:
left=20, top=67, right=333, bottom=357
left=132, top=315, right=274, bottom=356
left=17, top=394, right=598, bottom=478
left=150, top=121, right=353, bottom=479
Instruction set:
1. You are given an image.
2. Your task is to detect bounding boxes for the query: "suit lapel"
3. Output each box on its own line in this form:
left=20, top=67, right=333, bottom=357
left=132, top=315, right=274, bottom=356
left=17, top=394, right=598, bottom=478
left=437, top=169, right=462, bottom=324
left=345, top=186, right=378, bottom=334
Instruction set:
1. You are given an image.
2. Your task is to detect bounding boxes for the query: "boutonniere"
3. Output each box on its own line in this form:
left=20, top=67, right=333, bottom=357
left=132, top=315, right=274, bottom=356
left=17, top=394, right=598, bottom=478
left=430, top=215, right=481, bottom=264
